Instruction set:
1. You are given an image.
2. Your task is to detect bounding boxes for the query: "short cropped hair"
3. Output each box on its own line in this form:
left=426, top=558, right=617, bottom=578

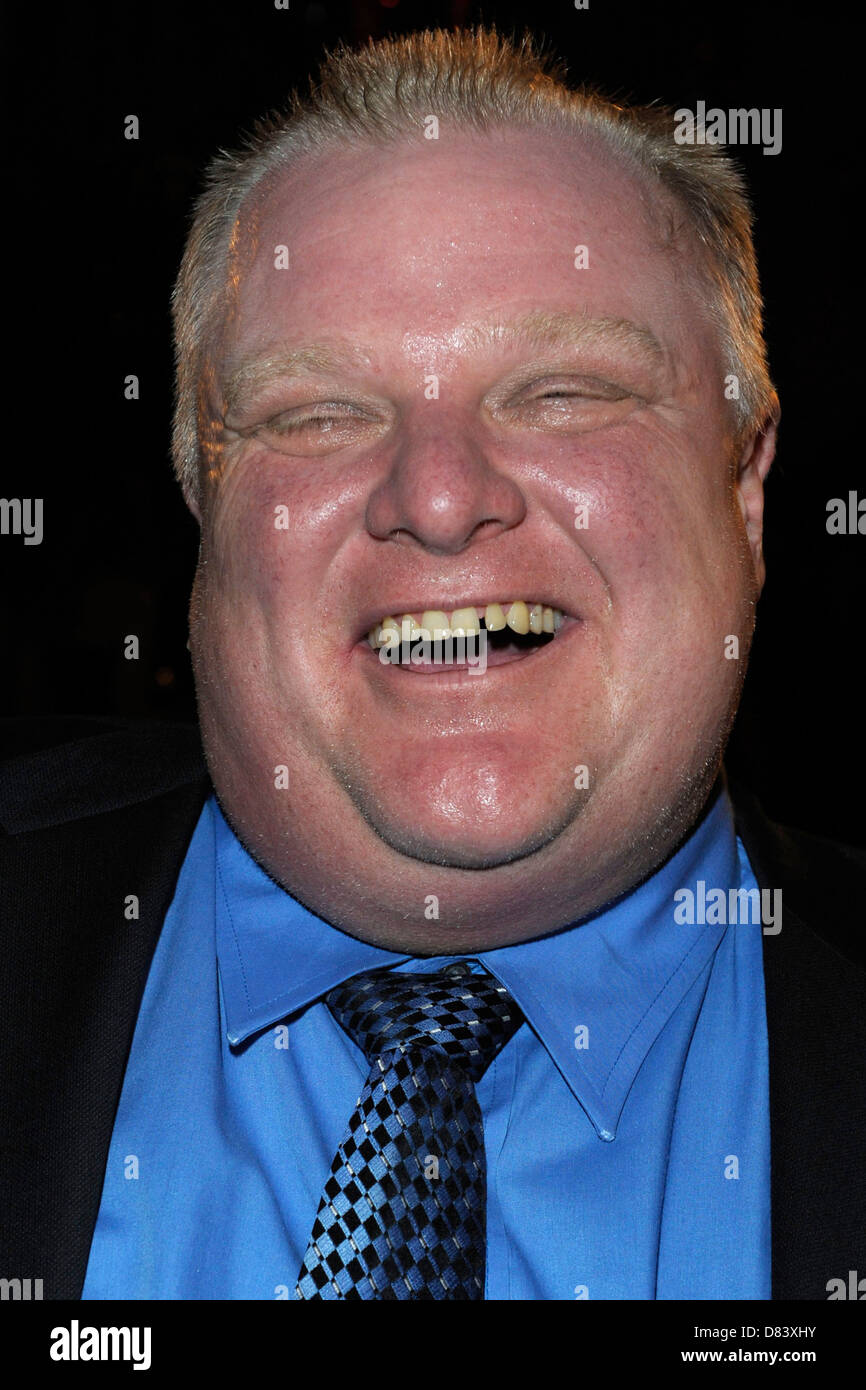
left=171, top=24, right=778, bottom=506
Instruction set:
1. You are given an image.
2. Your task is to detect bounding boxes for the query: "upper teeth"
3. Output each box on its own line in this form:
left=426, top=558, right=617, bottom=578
left=368, top=602, right=565, bottom=647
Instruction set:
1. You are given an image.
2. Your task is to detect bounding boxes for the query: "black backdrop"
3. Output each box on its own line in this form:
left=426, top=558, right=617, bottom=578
left=4, top=0, right=863, bottom=844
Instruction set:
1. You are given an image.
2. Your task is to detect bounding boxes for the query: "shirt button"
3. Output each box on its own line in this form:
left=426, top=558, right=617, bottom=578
left=446, top=962, right=471, bottom=979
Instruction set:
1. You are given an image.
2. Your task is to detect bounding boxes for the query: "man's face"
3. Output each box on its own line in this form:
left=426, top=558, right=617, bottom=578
left=188, top=125, right=773, bottom=951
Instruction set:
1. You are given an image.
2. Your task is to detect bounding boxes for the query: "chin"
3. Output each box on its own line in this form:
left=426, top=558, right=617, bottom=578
left=353, top=790, right=584, bottom=871
left=335, top=740, right=586, bottom=869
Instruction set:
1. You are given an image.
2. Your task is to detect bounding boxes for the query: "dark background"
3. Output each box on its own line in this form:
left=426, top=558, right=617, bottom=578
left=4, top=0, right=863, bottom=843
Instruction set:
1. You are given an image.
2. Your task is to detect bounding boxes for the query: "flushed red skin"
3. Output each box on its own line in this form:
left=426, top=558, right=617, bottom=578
left=188, top=126, right=776, bottom=952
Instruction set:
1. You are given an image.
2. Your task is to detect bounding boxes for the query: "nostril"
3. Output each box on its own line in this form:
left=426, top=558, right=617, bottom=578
left=468, top=519, right=507, bottom=545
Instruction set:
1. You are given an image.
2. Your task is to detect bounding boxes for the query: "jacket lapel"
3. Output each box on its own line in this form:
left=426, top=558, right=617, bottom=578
left=0, top=725, right=209, bottom=1299
left=733, top=787, right=866, bottom=1300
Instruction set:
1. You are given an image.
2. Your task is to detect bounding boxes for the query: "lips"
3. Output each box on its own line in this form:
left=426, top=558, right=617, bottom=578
left=354, top=598, right=579, bottom=673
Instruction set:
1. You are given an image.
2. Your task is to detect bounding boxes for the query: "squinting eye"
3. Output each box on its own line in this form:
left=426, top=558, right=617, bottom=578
left=268, top=409, right=355, bottom=434
left=502, top=382, right=639, bottom=433
left=247, top=405, right=381, bottom=455
left=274, top=415, right=335, bottom=434
left=533, top=385, right=629, bottom=402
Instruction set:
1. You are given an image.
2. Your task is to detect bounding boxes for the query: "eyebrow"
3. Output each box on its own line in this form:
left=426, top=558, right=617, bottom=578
left=222, top=310, right=665, bottom=411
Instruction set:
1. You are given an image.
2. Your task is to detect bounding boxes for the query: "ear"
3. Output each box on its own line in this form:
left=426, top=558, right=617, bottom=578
left=735, top=415, right=778, bottom=593
left=182, top=476, right=202, bottom=526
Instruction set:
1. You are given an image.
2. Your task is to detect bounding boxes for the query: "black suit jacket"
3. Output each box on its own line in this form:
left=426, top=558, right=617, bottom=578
left=1, top=716, right=864, bottom=1300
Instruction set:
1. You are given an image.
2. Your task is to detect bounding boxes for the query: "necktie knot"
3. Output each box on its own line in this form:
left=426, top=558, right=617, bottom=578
left=326, top=963, right=522, bottom=1085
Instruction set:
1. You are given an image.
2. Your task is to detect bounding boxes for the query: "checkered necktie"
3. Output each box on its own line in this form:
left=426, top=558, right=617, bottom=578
left=294, top=962, right=523, bottom=1300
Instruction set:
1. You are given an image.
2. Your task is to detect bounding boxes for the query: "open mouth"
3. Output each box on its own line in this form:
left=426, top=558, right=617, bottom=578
left=362, top=601, right=573, bottom=670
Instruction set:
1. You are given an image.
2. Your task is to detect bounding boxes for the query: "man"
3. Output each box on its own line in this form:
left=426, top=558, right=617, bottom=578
left=1, top=26, right=863, bottom=1301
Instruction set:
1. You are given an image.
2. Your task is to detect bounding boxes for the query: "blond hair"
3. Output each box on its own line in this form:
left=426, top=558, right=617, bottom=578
left=171, top=24, right=778, bottom=505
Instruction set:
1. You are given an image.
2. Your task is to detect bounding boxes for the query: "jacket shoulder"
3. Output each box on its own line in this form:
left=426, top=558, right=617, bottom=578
left=730, top=777, right=866, bottom=972
left=0, top=716, right=209, bottom=833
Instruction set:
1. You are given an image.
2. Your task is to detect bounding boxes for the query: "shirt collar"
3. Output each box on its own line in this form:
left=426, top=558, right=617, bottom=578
left=214, top=784, right=739, bottom=1140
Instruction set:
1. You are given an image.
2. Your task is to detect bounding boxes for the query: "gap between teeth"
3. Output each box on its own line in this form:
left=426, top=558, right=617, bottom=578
left=368, top=602, right=564, bottom=647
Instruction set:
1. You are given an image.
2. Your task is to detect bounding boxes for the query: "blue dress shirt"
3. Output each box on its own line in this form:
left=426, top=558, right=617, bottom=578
left=82, top=785, right=771, bottom=1300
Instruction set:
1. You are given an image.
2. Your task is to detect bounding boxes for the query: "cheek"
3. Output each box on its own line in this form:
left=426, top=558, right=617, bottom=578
left=564, top=434, right=740, bottom=604
left=195, top=461, right=362, bottom=740
left=205, top=454, right=345, bottom=608
left=553, top=437, right=749, bottom=695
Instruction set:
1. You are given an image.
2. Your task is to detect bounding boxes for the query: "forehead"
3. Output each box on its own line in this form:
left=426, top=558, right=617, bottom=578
left=220, top=124, right=708, bottom=377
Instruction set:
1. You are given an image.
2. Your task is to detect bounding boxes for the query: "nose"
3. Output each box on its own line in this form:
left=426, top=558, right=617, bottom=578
left=364, top=407, right=526, bottom=555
